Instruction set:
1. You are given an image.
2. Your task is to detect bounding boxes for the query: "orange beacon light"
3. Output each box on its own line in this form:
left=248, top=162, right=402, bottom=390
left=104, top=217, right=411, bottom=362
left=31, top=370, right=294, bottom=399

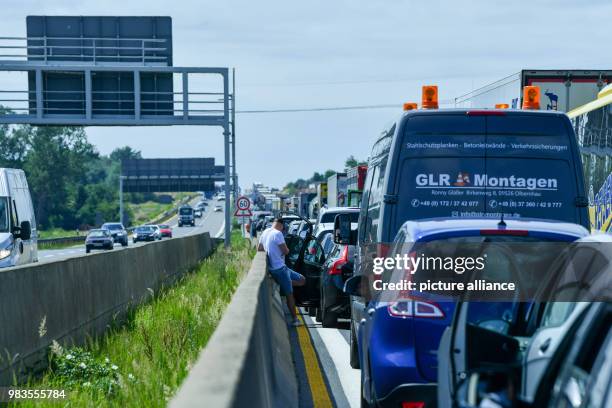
left=421, top=86, right=439, bottom=109
left=522, top=86, right=541, bottom=110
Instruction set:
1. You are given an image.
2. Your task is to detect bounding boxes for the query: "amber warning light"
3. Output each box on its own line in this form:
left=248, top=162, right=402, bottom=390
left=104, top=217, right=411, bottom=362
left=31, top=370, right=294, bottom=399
left=403, top=102, right=418, bottom=111
left=495, top=103, right=509, bottom=109
left=421, top=85, right=439, bottom=109
left=522, top=86, right=541, bottom=110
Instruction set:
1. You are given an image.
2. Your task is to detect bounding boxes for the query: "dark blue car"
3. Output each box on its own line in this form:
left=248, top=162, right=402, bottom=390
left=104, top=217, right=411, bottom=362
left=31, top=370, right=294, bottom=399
left=344, top=218, right=588, bottom=407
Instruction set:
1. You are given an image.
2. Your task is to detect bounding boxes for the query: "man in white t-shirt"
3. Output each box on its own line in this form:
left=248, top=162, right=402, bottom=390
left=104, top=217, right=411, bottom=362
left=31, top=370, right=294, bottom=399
left=258, top=218, right=306, bottom=326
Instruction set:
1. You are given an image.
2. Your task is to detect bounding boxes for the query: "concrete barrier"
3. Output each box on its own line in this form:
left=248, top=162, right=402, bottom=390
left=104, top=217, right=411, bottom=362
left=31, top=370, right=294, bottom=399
left=0, top=232, right=215, bottom=385
left=170, top=251, right=298, bottom=408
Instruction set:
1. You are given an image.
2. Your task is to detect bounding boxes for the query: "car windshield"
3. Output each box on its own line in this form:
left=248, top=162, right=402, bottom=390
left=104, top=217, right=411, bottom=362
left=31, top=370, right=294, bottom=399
left=136, top=227, right=153, bottom=232
left=180, top=208, right=193, bottom=215
left=159, top=225, right=169, bottom=229
left=0, top=197, right=8, bottom=233
left=88, top=230, right=107, bottom=238
left=104, top=224, right=123, bottom=230
left=320, top=211, right=359, bottom=224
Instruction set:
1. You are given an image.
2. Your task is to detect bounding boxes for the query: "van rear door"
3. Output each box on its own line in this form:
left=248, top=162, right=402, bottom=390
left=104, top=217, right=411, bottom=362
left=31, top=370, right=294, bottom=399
left=484, top=113, right=584, bottom=225
left=393, top=114, right=487, bottom=230
left=394, top=112, right=586, bottom=228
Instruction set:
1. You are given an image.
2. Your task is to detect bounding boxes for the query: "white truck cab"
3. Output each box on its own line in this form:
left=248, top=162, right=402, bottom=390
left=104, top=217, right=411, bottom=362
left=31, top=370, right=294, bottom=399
left=0, top=168, right=37, bottom=268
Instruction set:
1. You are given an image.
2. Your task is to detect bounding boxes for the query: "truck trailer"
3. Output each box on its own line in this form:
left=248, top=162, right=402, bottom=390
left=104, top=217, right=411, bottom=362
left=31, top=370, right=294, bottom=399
left=455, top=69, right=612, bottom=112
left=327, top=172, right=347, bottom=207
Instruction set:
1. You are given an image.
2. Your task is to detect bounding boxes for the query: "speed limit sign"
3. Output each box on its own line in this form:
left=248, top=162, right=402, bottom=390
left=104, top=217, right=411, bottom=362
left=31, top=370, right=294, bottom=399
left=235, top=196, right=252, bottom=217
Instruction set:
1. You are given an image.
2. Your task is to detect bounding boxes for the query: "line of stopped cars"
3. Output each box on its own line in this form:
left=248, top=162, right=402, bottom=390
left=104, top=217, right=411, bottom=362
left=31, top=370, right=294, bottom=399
left=265, top=87, right=612, bottom=408
left=85, top=222, right=175, bottom=253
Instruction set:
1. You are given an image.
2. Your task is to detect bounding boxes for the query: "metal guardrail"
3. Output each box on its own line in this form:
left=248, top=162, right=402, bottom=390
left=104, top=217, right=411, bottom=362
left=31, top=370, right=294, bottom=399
left=37, top=235, right=85, bottom=249
left=0, top=36, right=169, bottom=65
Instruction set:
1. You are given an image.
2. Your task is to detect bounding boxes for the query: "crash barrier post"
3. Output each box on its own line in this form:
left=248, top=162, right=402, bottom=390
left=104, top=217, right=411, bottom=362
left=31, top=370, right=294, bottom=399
left=171, top=251, right=298, bottom=408
left=0, top=232, right=214, bottom=385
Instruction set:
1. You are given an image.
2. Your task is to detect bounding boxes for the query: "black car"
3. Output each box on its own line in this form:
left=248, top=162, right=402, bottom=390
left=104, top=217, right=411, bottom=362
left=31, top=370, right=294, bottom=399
left=317, top=241, right=356, bottom=327
left=85, top=229, right=114, bottom=253
left=132, top=225, right=158, bottom=242
left=101, top=222, right=128, bottom=246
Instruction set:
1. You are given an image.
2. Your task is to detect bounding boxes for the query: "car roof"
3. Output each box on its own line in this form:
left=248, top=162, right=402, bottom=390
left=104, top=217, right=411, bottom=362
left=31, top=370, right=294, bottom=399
left=376, top=108, right=570, bottom=144
left=398, top=218, right=589, bottom=241
left=401, top=108, right=567, bottom=119
left=577, top=232, right=612, bottom=243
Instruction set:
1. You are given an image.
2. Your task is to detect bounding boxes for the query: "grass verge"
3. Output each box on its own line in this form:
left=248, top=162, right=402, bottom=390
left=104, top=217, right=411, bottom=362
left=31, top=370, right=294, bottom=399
left=16, top=230, right=254, bottom=407
left=129, top=193, right=192, bottom=226
left=37, top=228, right=83, bottom=240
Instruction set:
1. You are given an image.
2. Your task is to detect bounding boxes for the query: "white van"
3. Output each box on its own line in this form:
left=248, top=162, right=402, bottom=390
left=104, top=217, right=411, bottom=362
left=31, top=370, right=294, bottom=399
left=0, top=168, right=37, bottom=268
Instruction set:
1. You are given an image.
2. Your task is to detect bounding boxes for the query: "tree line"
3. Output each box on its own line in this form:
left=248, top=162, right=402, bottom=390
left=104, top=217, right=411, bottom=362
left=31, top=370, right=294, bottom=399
left=0, top=123, right=147, bottom=230
left=283, top=155, right=367, bottom=194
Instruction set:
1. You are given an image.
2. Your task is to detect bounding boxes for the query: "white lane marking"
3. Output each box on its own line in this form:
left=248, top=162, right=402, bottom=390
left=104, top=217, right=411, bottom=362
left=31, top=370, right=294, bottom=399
left=215, top=221, right=225, bottom=238
left=43, top=254, right=55, bottom=258
left=313, top=326, right=361, bottom=407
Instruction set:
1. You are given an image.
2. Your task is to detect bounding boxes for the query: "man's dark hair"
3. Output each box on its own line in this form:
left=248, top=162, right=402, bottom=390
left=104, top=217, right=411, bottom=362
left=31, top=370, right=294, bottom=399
left=273, top=217, right=284, bottom=224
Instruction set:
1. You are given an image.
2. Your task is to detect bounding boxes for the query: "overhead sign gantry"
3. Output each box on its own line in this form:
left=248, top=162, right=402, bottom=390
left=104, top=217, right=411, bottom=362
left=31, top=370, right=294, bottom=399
left=0, top=16, right=237, bottom=246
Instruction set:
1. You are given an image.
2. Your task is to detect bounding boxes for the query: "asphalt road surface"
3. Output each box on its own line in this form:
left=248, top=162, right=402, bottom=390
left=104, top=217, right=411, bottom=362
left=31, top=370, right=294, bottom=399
left=37, top=198, right=226, bottom=264
left=298, top=308, right=360, bottom=408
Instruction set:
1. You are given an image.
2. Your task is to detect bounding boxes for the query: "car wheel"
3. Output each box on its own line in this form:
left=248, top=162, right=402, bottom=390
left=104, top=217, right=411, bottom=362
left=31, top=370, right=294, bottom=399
left=350, top=325, right=360, bottom=369
left=308, top=307, right=316, bottom=317
left=122, top=241, right=128, bottom=247
left=321, top=287, right=338, bottom=328
left=322, top=308, right=338, bottom=328
left=86, top=247, right=90, bottom=254
left=315, top=306, right=322, bottom=323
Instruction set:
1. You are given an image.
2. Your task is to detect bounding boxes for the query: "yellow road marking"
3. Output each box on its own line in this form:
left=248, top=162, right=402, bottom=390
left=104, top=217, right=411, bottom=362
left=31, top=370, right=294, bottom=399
left=296, top=309, right=334, bottom=408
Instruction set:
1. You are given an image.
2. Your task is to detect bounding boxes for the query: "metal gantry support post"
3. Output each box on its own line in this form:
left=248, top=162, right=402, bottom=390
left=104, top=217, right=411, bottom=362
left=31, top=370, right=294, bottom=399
left=223, top=70, right=231, bottom=247
left=231, top=68, right=238, bottom=198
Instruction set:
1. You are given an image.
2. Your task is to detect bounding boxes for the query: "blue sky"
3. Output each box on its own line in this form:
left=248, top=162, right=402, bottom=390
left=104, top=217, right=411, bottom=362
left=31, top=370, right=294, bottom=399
left=2, top=0, right=612, bottom=188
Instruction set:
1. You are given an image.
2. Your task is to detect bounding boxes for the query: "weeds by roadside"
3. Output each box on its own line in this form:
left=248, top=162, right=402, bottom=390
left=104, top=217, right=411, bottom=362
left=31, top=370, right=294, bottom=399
left=15, top=230, right=254, bottom=408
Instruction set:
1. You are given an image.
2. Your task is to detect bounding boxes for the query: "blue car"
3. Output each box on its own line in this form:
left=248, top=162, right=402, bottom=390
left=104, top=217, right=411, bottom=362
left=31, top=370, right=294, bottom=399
left=344, top=218, right=588, bottom=408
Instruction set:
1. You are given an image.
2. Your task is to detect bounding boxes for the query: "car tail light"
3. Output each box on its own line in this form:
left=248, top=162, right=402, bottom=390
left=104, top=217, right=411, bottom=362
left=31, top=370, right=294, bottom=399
left=388, top=299, right=444, bottom=319
left=329, top=246, right=349, bottom=275
left=402, top=402, right=425, bottom=408
left=480, top=229, right=528, bottom=236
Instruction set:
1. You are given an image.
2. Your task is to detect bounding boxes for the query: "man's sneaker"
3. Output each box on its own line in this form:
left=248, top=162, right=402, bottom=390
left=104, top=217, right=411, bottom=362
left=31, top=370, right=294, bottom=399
left=289, top=318, right=302, bottom=327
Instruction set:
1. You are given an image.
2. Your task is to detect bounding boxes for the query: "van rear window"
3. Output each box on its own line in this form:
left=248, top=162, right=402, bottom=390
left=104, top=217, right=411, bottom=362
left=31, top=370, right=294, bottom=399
left=395, top=113, right=578, bottom=224
left=403, top=114, right=571, bottom=159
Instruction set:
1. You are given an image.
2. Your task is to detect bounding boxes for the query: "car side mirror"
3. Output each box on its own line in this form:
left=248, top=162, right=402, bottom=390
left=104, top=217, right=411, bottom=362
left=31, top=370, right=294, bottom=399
left=14, top=220, right=32, bottom=240
left=343, top=275, right=363, bottom=297
left=334, top=213, right=356, bottom=245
